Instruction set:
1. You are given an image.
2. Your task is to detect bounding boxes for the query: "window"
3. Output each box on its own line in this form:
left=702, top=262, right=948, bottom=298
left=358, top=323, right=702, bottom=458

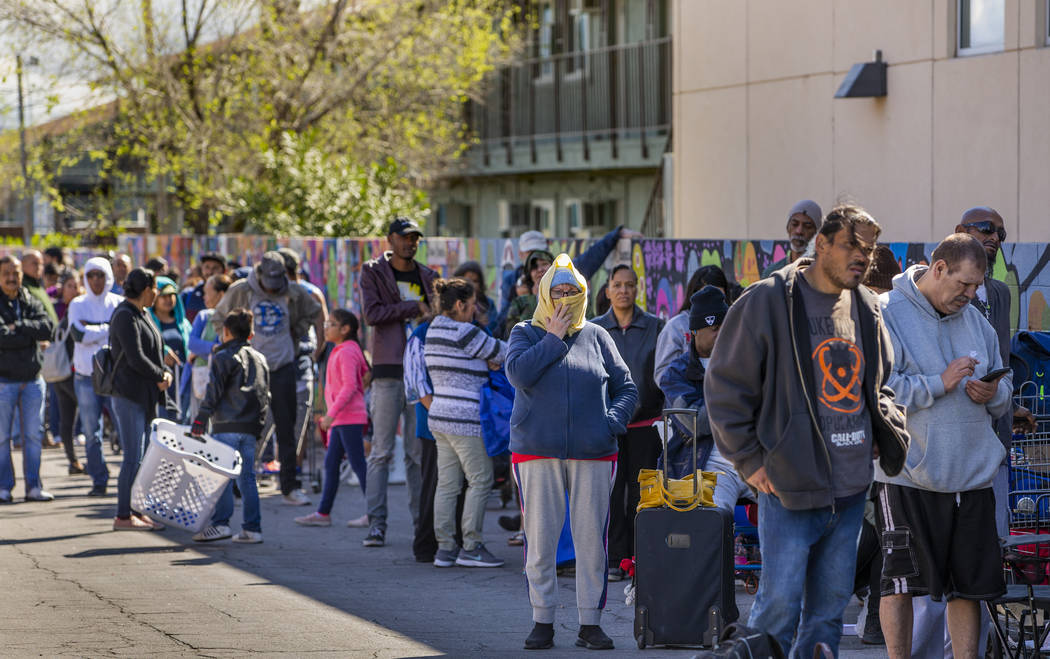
left=566, top=199, right=616, bottom=237
left=537, top=1, right=554, bottom=78
left=1046, top=0, right=1050, bottom=45
left=500, top=200, right=553, bottom=237
left=957, top=0, right=1005, bottom=56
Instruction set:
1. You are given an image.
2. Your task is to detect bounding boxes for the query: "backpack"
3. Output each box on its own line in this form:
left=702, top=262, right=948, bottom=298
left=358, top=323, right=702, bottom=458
left=1011, top=331, right=1050, bottom=414
left=691, top=623, right=786, bottom=659
left=91, top=346, right=123, bottom=396
left=480, top=368, right=514, bottom=457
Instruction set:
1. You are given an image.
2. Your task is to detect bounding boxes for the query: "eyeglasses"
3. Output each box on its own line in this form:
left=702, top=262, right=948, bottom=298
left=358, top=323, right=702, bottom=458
left=961, top=221, right=1006, bottom=242
left=85, top=271, right=106, bottom=279
left=550, top=287, right=578, bottom=300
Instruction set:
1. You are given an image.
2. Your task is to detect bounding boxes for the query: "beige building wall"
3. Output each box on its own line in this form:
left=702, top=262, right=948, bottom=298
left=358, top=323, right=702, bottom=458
left=673, top=0, right=1050, bottom=243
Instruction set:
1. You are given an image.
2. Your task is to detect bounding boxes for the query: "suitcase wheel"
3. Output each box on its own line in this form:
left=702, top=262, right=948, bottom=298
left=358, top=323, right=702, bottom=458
left=637, top=635, right=646, bottom=650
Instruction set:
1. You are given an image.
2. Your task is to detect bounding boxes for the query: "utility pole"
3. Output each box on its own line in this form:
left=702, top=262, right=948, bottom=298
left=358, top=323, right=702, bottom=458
left=16, top=54, right=35, bottom=245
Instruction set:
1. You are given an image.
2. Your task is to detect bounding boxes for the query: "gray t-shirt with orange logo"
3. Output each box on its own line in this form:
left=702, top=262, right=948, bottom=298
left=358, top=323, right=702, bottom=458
left=798, top=273, right=874, bottom=498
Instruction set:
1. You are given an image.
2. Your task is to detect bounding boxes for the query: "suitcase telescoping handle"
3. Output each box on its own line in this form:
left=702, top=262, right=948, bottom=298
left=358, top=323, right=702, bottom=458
left=661, top=407, right=700, bottom=501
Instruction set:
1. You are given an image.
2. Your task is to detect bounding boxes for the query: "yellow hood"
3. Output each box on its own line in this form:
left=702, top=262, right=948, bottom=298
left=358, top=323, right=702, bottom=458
left=531, top=253, right=589, bottom=336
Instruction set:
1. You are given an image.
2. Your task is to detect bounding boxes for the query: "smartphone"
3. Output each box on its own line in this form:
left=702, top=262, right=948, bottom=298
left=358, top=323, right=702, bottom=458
left=979, top=367, right=1011, bottom=383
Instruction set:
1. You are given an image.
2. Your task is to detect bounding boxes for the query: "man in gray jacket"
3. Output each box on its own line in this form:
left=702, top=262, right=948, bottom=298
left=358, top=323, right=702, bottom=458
left=705, top=204, right=908, bottom=657
left=876, top=234, right=1010, bottom=659
left=213, top=252, right=321, bottom=505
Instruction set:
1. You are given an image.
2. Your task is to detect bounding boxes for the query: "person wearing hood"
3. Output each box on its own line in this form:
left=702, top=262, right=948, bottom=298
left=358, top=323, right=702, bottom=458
left=506, top=253, right=637, bottom=651
left=149, top=276, right=192, bottom=421
left=875, top=234, right=1010, bottom=659
left=705, top=205, right=909, bottom=657
left=68, top=256, right=124, bottom=496
left=502, top=249, right=554, bottom=336
left=213, top=251, right=321, bottom=505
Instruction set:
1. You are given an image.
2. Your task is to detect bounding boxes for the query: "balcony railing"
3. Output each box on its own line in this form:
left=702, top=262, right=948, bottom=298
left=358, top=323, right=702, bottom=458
left=466, top=37, right=671, bottom=166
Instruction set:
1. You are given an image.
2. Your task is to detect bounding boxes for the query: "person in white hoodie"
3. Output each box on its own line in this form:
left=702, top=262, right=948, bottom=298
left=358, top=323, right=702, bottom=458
left=875, top=234, right=1011, bottom=659
left=68, top=257, right=123, bottom=496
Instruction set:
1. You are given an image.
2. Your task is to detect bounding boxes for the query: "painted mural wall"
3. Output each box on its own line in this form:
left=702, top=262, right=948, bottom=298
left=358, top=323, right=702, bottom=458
left=117, top=234, right=1050, bottom=333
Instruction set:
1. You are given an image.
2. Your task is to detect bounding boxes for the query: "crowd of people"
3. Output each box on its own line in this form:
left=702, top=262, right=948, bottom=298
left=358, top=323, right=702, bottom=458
left=0, top=204, right=1034, bottom=656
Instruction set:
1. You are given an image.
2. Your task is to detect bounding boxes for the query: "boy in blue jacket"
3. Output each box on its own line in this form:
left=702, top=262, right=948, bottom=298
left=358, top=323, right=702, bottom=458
left=658, top=286, right=752, bottom=512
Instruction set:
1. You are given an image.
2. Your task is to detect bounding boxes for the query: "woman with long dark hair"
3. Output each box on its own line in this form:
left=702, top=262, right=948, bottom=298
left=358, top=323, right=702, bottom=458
left=109, top=268, right=171, bottom=531
left=453, top=261, right=498, bottom=336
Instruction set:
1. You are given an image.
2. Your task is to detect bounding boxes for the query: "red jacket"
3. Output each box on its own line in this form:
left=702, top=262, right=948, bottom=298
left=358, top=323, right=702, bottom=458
left=359, top=252, right=437, bottom=368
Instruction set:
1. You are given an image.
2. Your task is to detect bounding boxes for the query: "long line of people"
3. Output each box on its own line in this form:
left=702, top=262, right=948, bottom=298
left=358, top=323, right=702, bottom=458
left=0, top=204, right=1030, bottom=655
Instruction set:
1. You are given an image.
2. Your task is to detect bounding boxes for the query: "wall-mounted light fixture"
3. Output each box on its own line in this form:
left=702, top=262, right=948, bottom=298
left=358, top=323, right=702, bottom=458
left=835, top=50, right=887, bottom=98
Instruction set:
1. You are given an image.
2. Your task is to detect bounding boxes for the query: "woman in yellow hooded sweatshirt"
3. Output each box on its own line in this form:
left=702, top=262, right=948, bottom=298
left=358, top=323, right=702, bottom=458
left=505, top=253, right=638, bottom=651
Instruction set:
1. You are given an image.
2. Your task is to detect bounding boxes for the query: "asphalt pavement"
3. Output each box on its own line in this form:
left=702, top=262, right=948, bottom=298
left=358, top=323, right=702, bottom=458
left=0, top=440, right=886, bottom=657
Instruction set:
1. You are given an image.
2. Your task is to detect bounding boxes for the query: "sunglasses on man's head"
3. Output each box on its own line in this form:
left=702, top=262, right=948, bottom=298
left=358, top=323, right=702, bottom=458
left=961, top=220, right=1006, bottom=242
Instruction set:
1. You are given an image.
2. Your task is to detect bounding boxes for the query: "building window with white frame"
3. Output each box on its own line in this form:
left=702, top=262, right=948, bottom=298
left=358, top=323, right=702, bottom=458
left=957, top=0, right=1005, bottom=56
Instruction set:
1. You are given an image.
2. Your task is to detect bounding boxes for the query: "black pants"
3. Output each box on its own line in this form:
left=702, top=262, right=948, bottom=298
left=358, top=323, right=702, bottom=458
left=855, top=517, right=883, bottom=633
left=413, top=436, right=464, bottom=561
left=271, top=362, right=300, bottom=495
left=608, top=425, right=662, bottom=564
left=54, top=377, right=79, bottom=466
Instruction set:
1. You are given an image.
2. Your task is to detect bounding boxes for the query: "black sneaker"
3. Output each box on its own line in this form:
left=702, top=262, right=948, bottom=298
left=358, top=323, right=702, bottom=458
left=87, top=485, right=107, bottom=497
left=362, top=530, right=385, bottom=547
left=455, top=543, right=504, bottom=567
left=524, top=622, right=554, bottom=650
left=607, top=566, right=624, bottom=582
left=498, top=514, right=522, bottom=531
left=575, top=625, right=613, bottom=650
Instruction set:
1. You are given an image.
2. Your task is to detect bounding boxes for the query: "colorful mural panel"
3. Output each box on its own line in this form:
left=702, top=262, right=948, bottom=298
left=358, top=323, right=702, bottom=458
left=115, top=235, right=1050, bottom=333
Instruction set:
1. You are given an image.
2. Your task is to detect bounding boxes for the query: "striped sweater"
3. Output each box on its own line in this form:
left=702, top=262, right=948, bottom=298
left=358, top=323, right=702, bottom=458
left=423, top=315, right=507, bottom=437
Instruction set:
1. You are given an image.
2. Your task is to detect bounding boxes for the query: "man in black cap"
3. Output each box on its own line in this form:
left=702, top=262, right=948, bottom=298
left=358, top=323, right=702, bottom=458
left=359, top=217, right=437, bottom=549
left=183, top=252, right=227, bottom=322
left=658, top=286, right=752, bottom=512
left=213, top=251, right=321, bottom=505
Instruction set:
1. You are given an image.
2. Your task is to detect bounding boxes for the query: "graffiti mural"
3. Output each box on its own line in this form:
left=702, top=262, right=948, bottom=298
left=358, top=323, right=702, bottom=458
left=116, top=235, right=1050, bottom=333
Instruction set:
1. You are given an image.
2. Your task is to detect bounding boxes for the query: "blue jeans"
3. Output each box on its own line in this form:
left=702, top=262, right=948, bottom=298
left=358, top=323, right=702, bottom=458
left=748, top=491, right=866, bottom=658
left=0, top=376, right=46, bottom=492
left=210, top=433, right=261, bottom=533
left=74, top=374, right=110, bottom=488
left=111, top=395, right=150, bottom=518
left=319, top=424, right=367, bottom=516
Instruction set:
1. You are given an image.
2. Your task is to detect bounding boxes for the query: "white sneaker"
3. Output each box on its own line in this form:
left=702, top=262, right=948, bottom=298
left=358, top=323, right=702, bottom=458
left=25, top=487, right=54, bottom=502
left=232, top=530, right=263, bottom=544
left=346, top=514, right=369, bottom=528
left=282, top=489, right=312, bottom=506
left=294, top=512, right=331, bottom=526
left=192, top=524, right=232, bottom=542
left=75, top=434, right=86, bottom=446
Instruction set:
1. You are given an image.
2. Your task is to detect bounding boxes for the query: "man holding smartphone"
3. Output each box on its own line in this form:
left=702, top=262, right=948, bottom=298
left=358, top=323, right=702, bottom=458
left=875, top=233, right=1011, bottom=659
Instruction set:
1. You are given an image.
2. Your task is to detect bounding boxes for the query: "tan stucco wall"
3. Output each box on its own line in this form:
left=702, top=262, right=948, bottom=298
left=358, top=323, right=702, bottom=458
left=673, top=0, right=1050, bottom=243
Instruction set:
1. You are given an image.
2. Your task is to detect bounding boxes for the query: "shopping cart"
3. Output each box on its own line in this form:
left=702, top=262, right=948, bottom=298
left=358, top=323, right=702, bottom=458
left=987, top=381, right=1050, bottom=657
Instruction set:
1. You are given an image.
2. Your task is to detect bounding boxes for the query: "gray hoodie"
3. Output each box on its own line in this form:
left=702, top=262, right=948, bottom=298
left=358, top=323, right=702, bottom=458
left=875, top=264, right=1011, bottom=493
left=212, top=267, right=321, bottom=371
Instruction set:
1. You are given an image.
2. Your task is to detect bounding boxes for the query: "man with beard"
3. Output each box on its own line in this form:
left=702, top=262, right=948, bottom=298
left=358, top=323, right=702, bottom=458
left=875, top=234, right=1010, bottom=659
left=359, top=218, right=437, bottom=549
left=706, top=205, right=909, bottom=657
left=762, top=200, right=822, bottom=277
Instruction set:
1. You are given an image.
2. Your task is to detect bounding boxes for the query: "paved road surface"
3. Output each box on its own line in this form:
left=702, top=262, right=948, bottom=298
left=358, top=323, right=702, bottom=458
left=1, top=442, right=885, bottom=657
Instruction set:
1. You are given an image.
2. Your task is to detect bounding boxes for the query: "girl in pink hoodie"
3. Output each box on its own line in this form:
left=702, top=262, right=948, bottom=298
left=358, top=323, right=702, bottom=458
left=295, top=309, right=370, bottom=528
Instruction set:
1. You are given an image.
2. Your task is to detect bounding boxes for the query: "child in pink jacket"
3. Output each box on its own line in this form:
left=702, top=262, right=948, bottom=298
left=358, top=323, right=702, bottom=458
left=295, top=309, right=370, bottom=528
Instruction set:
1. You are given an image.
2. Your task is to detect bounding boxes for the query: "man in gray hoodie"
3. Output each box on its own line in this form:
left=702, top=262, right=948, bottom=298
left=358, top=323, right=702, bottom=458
left=875, top=233, right=1010, bottom=659
left=213, top=252, right=321, bottom=505
left=706, top=204, right=909, bottom=657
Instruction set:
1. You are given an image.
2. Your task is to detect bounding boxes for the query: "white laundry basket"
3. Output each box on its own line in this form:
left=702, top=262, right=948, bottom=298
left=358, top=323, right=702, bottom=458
left=131, top=419, right=243, bottom=532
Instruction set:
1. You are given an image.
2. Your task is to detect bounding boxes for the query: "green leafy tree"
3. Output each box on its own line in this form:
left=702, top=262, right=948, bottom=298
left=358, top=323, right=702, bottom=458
left=1, top=0, right=519, bottom=235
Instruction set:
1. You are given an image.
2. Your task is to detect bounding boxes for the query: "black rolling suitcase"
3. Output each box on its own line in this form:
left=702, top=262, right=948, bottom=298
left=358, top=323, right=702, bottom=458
left=634, top=408, right=738, bottom=649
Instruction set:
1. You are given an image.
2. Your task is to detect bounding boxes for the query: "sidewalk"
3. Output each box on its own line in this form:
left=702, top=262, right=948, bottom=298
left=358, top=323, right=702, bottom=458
left=1, top=442, right=883, bottom=657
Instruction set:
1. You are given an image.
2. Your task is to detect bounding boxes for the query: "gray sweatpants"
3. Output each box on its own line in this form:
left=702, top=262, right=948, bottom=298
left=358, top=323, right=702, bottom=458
left=514, top=458, right=616, bottom=626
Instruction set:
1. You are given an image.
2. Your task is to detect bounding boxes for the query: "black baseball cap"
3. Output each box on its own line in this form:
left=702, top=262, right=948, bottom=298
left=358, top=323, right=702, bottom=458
left=388, top=217, right=423, bottom=237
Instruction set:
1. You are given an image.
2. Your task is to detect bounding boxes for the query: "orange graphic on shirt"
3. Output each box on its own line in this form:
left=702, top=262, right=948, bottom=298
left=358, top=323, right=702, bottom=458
left=812, top=337, right=864, bottom=414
